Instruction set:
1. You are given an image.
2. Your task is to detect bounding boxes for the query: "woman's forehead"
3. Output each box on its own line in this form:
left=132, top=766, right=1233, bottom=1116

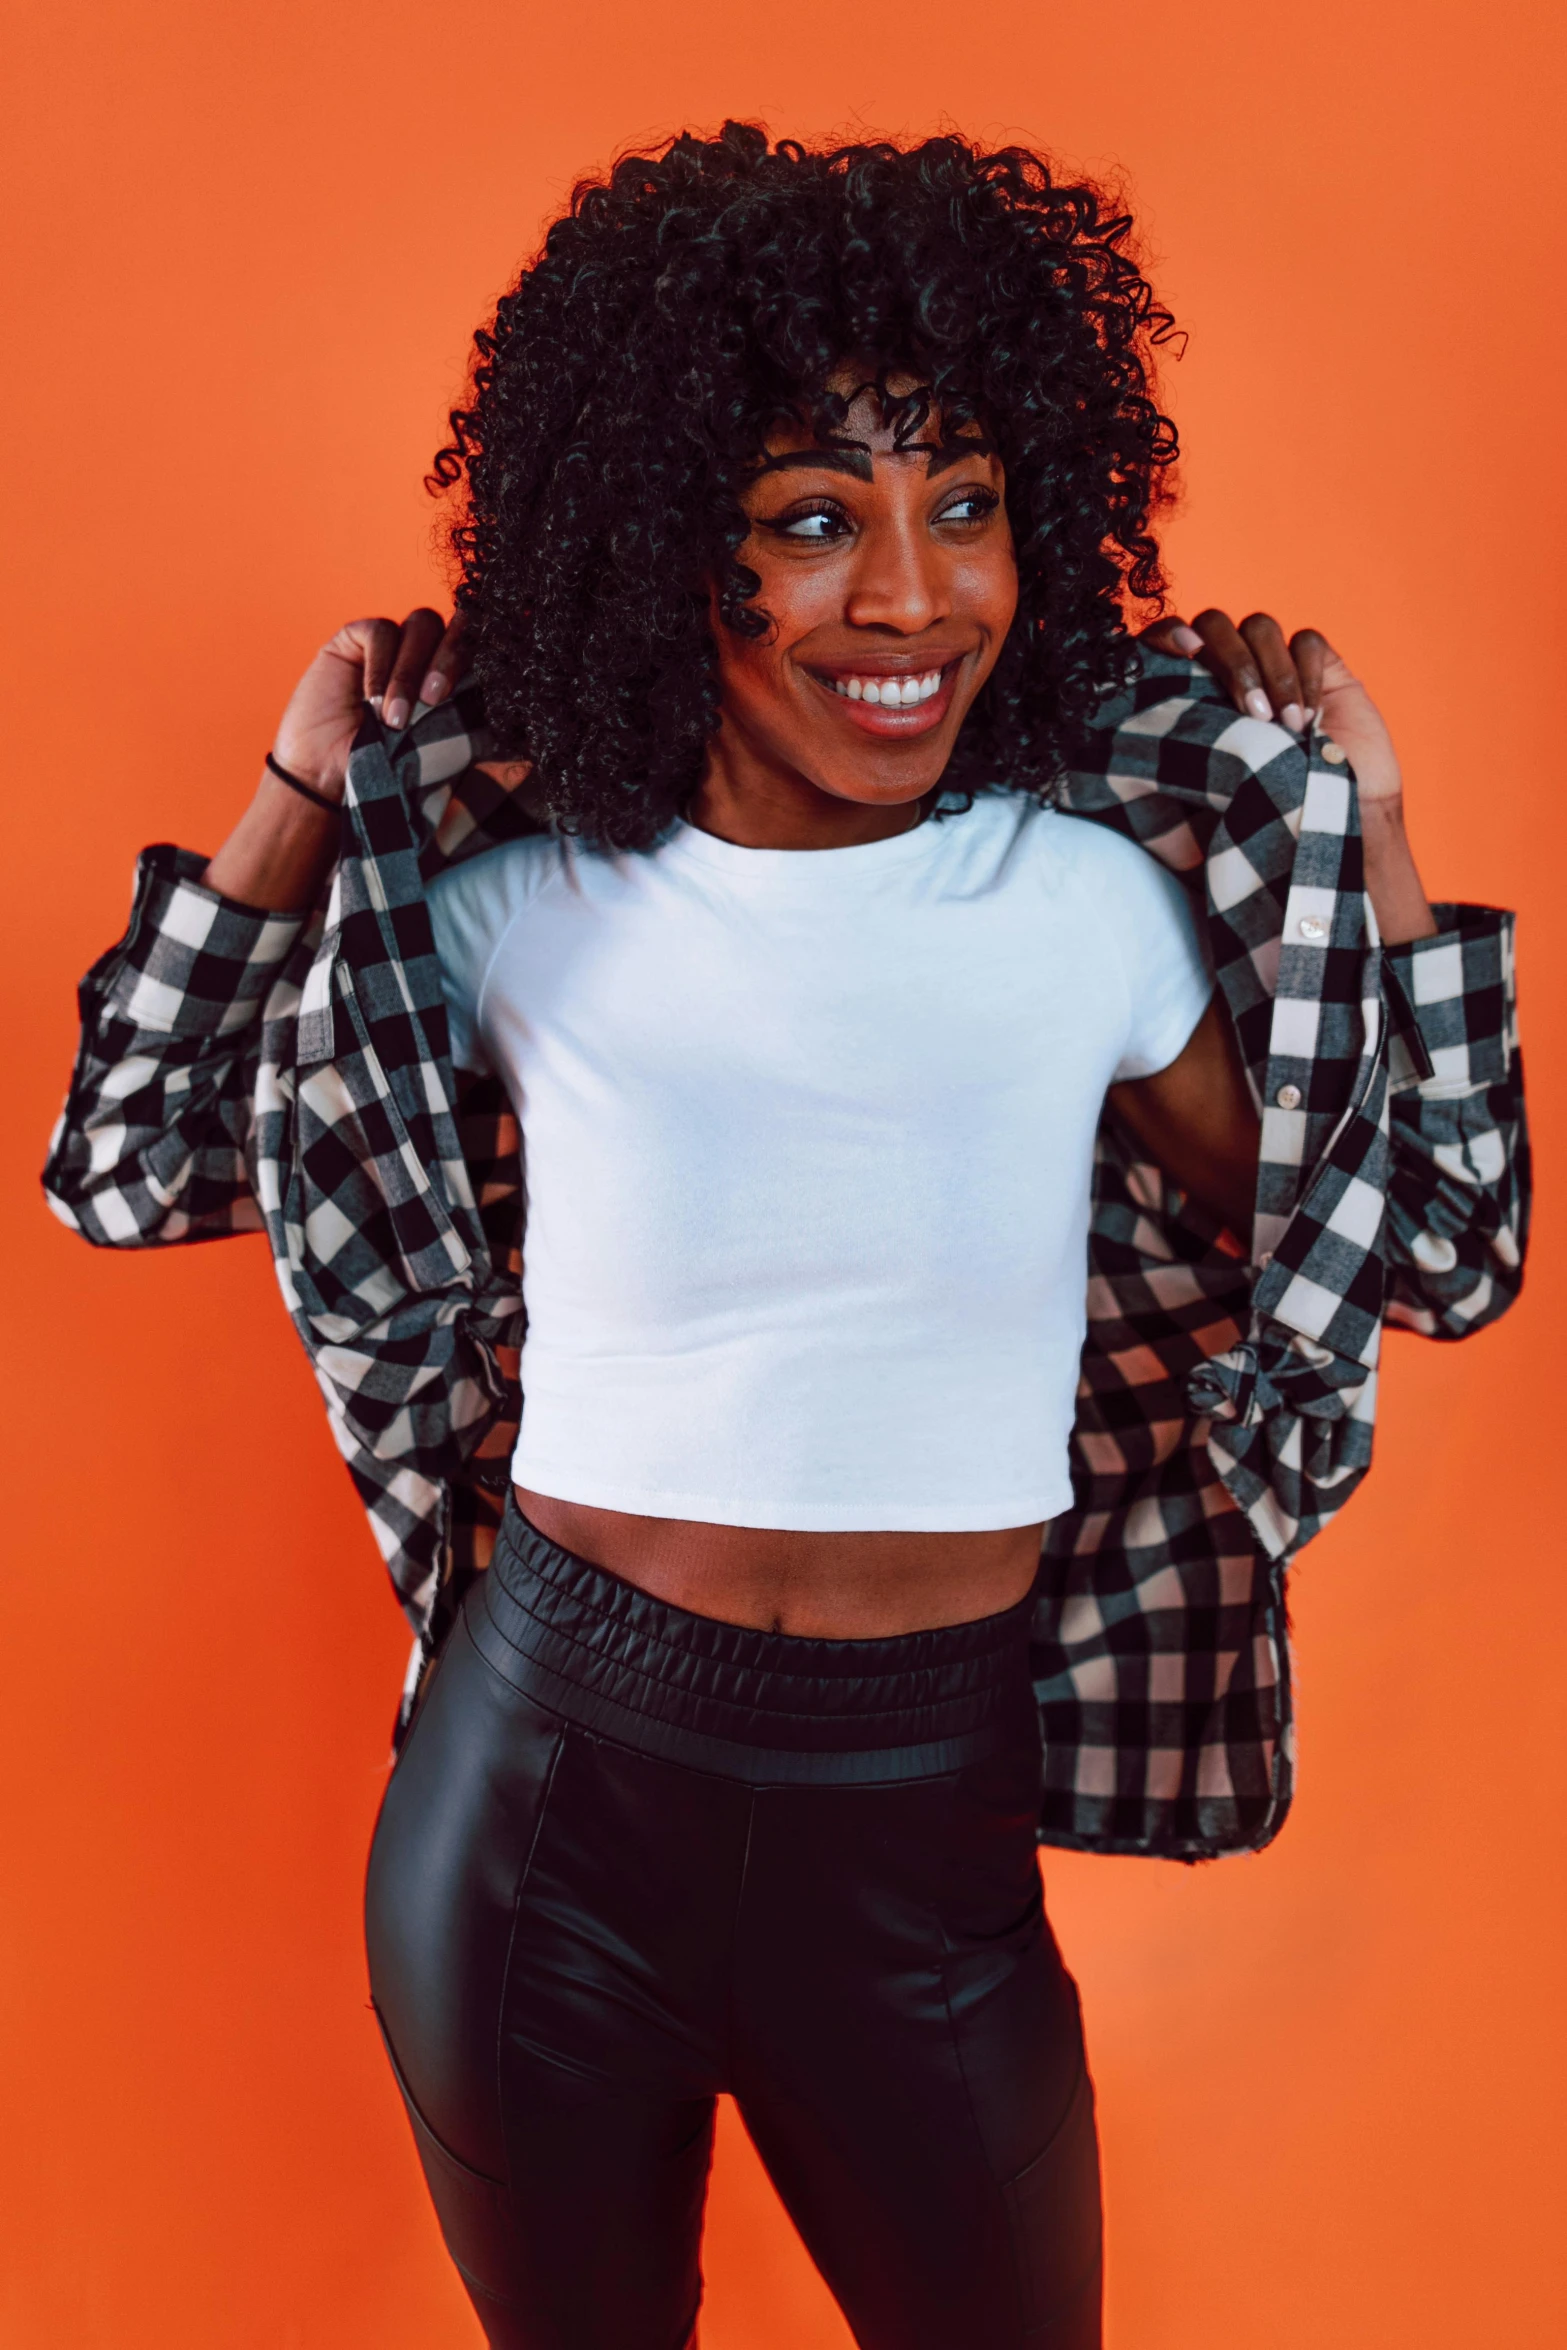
left=761, top=397, right=1005, bottom=474
left=758, top=379, right=995, bottom=469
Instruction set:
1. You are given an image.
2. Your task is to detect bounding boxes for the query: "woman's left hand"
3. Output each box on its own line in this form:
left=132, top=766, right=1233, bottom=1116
left=1141, top=608, right=1433, bottom=939
left=1139, top=610, right=1403, bottom=807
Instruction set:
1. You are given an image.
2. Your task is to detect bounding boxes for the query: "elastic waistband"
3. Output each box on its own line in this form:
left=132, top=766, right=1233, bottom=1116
left=468, top=1498, right=1036, bottom=1786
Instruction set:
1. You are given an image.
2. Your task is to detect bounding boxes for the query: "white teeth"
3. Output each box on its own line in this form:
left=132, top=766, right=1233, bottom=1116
left=829, top=668, right=946, bottom=706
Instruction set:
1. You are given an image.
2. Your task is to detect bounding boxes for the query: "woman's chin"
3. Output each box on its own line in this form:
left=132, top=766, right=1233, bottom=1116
left=807, top=755, right=952, bottom=812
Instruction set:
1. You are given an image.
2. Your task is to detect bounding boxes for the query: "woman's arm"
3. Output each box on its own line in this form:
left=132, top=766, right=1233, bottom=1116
left=1105, top=626, right=1438, bottom=1242
left=43, top=608, right=470, bottom=1245
left=1382, top=909, right=1528, bottom=1339
left=205, top=606, right=468, bottom=908
left=42, top=848, right=301, bottom=1245
left=1107, top=995, right=1261, bottom=1240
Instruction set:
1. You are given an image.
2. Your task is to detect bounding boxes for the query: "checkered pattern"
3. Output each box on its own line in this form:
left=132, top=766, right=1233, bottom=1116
left=1037, top=657, right=1528, bottom=1853
left=43, top=653, right=1528, bottom=1856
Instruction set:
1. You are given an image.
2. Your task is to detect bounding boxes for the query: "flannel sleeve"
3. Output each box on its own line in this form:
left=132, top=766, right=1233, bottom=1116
left=1382, top=903, right=1529, bottom=1337
left=42, top=844, right=307, bottom=1246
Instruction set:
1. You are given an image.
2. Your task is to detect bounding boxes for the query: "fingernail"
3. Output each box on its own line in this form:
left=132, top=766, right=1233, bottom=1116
left=1245, top=688, right=1272, bottom=721
left=383, top=696, right=409, bottom=731
left=419, top=670, right=448, bottom=705
left=368, top=692, right=384, bottom=712
left=1280, top=702, right=1305, bottom=733
left=1173, top=626, right=1202, bottom=654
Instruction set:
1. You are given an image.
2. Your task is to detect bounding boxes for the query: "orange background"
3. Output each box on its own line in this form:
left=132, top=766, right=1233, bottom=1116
left=3, top=3, right=1563, bottom=2344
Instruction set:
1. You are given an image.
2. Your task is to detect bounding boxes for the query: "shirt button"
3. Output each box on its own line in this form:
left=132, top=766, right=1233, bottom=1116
left=1276, top=1083, right=1303, bottom=1110
left=1320, top=740, right=1347, bottom=765
left=1297, top=915, right=1328, bottom=941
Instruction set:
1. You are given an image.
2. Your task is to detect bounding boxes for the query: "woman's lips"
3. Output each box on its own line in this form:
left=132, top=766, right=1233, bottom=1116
left=806, top=660, right=962, bottom=737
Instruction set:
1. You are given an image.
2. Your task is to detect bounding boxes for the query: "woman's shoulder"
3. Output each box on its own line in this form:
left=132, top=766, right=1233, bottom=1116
left=425, top=830, right=570, bottom=960
left=988, top=789, right=1169, bottom=883
left=429, top=828, right=566, bottom=902
left=989, top=794, right=1200, bottom=948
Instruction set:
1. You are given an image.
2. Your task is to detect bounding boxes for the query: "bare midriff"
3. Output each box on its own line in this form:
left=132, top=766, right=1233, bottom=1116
left=514, top=1487, right=1046, bottom=1638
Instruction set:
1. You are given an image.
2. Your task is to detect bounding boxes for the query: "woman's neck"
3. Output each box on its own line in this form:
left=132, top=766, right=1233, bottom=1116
left=689, top=727, right=930, bottom=851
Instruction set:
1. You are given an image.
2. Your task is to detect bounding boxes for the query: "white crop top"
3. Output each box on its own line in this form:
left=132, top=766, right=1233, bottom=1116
left=426, top=791, right=1212, bottom=1532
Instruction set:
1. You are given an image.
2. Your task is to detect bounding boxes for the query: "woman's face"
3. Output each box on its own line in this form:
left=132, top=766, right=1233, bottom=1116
left=709, top=379, right=1019, bottom=817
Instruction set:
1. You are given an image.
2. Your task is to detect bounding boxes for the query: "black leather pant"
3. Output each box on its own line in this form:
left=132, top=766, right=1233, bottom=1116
left=364, top=1502, right=1102, bottom=2349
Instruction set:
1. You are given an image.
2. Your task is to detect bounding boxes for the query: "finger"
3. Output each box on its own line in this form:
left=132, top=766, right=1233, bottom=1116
left=381, top=608, right=449, bottom=731
left=1137, top=615, right=1204, bottom=658
left=346, top=617, right=403, bottom=706
left=1237, top=612, right=1306, bottom=732
left=416, top=609, right=469, bottom=710
left=1189, top=608, right=1273, bottom=720
left=1289, top=628, right=1331, bottom=720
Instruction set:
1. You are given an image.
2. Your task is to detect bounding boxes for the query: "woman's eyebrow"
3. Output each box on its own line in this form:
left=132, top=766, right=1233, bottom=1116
left=752, top=439, right=996, bottom=483
left=753, top=447, right=875, bottom=482
left=918, top=436, right=998, bottom=475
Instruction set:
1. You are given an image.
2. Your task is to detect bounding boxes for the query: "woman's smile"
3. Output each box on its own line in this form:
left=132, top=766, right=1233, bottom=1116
left=805, top=656, right=964, bottom=736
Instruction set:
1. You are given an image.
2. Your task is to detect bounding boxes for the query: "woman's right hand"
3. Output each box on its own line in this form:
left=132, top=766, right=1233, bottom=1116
left=203, top=608, right=467, bottom=910
left=271, top=608, right=468, bottom=801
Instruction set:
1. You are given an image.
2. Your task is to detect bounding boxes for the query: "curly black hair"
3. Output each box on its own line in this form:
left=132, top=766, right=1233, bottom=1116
left=431, top=121, right=1179, bottom=848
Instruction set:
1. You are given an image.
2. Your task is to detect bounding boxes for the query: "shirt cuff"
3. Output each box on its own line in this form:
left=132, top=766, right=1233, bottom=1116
left=90, top=843, right=310, bottom=1036
left=1383, top=903, right=1516, bottom=1095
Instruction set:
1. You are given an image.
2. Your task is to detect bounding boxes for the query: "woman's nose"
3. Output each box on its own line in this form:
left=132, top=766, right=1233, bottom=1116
left=842, top=512, right=951, bottom=635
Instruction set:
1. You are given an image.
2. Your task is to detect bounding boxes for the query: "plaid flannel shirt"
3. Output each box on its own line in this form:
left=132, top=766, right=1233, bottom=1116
left=44, top=651, right=1528, bottom=1858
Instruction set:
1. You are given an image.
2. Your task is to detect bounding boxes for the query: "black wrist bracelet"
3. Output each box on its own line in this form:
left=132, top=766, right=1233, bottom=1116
left=265, top=750, right=339, bottom=813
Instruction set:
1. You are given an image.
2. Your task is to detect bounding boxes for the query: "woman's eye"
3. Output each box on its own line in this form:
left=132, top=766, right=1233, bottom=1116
left=769, top=503, right=852, bottom=542
left=936, top=489, right=999, bottom=526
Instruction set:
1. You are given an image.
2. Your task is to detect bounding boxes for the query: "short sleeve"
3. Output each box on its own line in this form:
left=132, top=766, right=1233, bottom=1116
left=1102, top=836, right=1214, bottom=1082
left=425, top=842, right=545, bottom=1072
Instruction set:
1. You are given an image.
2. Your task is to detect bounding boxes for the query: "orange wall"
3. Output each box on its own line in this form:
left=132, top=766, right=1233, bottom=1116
left=3, top=4, right=1563, bottom=2344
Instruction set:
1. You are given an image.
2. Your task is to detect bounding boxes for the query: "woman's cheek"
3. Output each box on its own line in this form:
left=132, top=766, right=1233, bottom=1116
left=967, top=544, right=1019, bottom=639
left=714, top=630, right=792, bottom=725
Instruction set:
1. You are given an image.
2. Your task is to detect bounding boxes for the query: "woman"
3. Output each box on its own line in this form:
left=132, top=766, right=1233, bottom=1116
left=45, top=126, right=1527, bottom=2349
